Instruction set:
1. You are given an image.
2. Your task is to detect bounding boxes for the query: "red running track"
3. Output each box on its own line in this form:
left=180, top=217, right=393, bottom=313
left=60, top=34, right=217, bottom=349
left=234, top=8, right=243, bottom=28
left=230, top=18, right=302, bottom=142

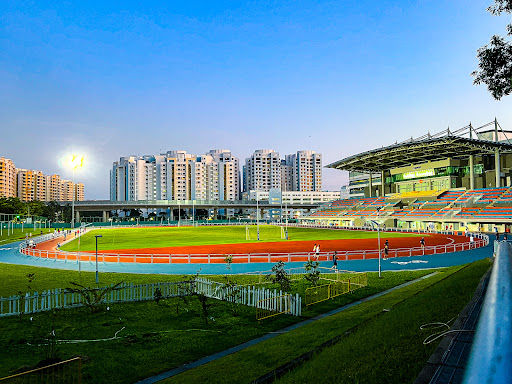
left=26, top=232, right=481, bottom=264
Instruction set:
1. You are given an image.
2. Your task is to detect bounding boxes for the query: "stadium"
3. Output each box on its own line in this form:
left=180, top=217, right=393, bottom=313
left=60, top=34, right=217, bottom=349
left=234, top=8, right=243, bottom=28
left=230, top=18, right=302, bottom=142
left=1, top=119, right=509, bottom=384
left=303, top=119, right=512, bottom=232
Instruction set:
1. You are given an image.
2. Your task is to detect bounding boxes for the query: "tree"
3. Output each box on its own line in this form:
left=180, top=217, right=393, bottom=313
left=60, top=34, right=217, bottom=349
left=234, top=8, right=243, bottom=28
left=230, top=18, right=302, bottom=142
left=266, top=261, right=291, bottom=291
left=303, top=260, right=321, bottom=286
left=65, top=282, right=123, bottom=313
left=472, top=1, right=512, bottom=100
left=223, top=255, right=243, bottom=316
left=27, top=200, right=45, bottom=217
left=0, top=197, right=26, bottom=215
left=128, top=209, right=142, bottom=218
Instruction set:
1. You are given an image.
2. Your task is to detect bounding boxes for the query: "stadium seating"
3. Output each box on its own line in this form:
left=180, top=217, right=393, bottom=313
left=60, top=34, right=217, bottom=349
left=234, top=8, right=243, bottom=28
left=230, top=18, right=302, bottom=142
left=308, top=187, right=512, bottom=222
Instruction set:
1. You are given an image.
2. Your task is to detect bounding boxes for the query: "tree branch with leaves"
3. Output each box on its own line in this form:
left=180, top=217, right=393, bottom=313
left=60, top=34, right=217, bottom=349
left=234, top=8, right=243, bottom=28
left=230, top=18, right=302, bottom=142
left=472, top=0, right=512, bottom=100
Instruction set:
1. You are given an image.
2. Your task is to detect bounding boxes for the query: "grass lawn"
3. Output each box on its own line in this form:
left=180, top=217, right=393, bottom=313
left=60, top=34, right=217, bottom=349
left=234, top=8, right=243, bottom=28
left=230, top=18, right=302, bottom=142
left=163, top=259, right=491, bottom=384
left=276, top=259, right=491, bottom=384
left=0, top=262, right=435, bottom=384
left=60, top=226, right=419, bottom=252
left=0, top=227, right=53, bottom=245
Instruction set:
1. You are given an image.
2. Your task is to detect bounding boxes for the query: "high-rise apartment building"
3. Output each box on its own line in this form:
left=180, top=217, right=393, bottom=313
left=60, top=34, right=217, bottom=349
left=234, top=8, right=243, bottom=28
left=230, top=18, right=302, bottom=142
left=110, top=149, right=240, bottom=201
left=0, top=156, right=84, bottom=201
left=16, top=169, right=36, bottom=202
left=0, top=157, right=17, bottom=198
left=280, top=160, right=293, bottom=192
left=245, top=150, right=322, bottom=193
left=284, top=151, right=322, bottom=192
left=61, top=181, right=75, bottom=201
left=244, top=150, right=282, bottom=192
left=75, top=183, right=85, bottom=201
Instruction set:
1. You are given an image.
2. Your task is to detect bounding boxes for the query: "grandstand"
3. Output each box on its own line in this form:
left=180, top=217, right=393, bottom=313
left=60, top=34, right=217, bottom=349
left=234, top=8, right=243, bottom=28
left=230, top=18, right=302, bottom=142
left=303, top=120, right=512, bottom=232
left=304, top=187, right=512, bottom=232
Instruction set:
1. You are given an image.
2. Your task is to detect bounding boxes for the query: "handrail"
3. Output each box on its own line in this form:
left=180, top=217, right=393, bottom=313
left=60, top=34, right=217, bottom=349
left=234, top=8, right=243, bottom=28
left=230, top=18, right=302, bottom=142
left=20, top=230, right=489, bottom=264
left=463, top=241, right=512, bottom=384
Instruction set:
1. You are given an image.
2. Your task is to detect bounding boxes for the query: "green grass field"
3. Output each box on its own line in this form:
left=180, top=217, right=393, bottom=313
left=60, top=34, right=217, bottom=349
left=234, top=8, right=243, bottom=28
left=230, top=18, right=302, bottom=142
left=61, top=226, right=419, bottom=252
left=0, top=227, right=53, bottom=245
left=0, top=262, right=442, bottom=384
left=165, top=259, right=491, bottom=384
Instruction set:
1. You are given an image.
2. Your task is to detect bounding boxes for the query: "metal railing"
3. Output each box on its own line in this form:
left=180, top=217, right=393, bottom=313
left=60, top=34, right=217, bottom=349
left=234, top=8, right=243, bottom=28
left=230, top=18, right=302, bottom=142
left=463, top=241, right=512, bottom=384
left=0, top=357, right=81, bottom=383
left=19, top=233, right=488, bottom=264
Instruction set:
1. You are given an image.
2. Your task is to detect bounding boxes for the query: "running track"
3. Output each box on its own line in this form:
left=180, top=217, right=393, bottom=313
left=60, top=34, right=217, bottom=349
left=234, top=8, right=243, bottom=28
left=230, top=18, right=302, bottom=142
left=0, top=236, right=495, bottom=275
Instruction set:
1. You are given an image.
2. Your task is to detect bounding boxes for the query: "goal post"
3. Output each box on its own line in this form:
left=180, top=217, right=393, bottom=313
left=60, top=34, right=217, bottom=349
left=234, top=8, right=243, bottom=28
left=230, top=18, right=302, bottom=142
left=246, top=226, right=251, bottom=241
left=280, top=226, right=289, bottom=240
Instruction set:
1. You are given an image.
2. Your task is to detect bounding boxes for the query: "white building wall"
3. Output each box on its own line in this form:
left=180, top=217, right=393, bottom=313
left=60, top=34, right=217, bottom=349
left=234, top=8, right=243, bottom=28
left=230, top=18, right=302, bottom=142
left=111, top=149, right=240, bottom=202
left=244, top=150, right=281, bottom=192
left=286, top=151, right=322, bottom=192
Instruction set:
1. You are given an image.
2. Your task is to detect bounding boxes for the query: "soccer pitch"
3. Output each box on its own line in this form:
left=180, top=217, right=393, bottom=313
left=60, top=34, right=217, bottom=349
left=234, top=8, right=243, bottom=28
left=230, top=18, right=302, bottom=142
left=60, top=225, right=418, bottom=252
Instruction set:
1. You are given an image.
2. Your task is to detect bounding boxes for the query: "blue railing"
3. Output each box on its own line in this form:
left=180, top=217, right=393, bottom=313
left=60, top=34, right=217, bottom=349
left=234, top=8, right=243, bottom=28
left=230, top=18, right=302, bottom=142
left=463, top=241, right=512, bottom=383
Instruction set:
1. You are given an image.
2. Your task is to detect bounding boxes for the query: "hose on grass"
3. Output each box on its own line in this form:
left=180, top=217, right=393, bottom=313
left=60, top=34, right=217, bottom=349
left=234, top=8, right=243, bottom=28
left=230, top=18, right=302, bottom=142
left=27, top=327, right=126, bottom=346
left=420, top=317, right=474, bottom=345
left=26, top=327, right=220, bottom=346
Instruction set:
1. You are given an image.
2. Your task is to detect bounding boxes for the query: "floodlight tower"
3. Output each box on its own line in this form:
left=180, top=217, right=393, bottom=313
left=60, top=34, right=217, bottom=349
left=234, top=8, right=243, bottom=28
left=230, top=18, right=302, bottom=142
left=68, top=155, right=84, bottom=229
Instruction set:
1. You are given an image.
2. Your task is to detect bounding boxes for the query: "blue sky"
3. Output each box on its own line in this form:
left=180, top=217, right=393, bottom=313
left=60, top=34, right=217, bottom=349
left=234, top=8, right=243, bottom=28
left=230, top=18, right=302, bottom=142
left=1, top=0, right=511, bottom=199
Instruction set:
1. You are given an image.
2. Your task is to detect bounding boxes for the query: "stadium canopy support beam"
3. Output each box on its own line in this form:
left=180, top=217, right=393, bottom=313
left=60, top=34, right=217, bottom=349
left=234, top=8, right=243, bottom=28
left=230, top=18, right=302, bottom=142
left=213, top=208, right=218, bottom=220
left=496, top=149, right=501, bottom=188
left=469, top=155, right=475, bottom=190
left=75, top=211, right=80, bottom=223
left=381, top=170, right=385, bottom=197
left=102, top=210, right=108, bottom=222
left=369, top=174, right=373, bottom=197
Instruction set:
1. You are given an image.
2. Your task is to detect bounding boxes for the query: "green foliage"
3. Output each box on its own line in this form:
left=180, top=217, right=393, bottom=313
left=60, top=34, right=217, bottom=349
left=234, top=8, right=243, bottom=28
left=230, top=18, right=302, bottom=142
left=0, top=198, right=62, bottom=219
left=154, top=287, right=163, bottom=305
left=196, top=293, right=211, bottom=325
left=267, top=261, right=291, bottom=292
left=303, top=260, right=321, bottom=286
left=222, top=255, right=243, bottom=316
left=65, top=282, right=124, bottom=313
left=176, top=275, right=196, bottom=315
left=472, top=0, right=512, bottom=100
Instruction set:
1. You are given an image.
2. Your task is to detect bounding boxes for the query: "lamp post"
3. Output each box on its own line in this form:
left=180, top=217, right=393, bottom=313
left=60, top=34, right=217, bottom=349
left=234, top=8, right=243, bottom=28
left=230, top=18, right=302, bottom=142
left=369, top=219, right=381, bottom=278
left=284, top=185, right=288, bottom=239
left=256, top=190, right=260, bottom=241
left=95, top=235, right=102, bottom=284
left=68, top=155, right=84, bottom=230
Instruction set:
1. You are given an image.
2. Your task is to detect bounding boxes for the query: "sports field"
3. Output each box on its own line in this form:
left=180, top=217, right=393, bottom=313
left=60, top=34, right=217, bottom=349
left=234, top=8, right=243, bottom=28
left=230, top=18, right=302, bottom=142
left=58, top=225, right=430, bottom=255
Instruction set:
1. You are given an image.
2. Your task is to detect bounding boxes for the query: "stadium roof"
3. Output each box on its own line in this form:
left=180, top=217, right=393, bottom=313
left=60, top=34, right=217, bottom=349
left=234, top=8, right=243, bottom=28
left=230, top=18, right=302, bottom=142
left=327, top=121, right=512, bottom=173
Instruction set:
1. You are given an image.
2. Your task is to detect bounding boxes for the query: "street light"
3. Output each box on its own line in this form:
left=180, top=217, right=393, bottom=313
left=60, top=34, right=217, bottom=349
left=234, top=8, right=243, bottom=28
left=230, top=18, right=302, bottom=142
left=256, top=190, right=260, bottom=241
left=95, top=234, right=102, bottom=284
left=370, top=208, right=382, bottom=278
left=68, top=155, right=84, bottom=230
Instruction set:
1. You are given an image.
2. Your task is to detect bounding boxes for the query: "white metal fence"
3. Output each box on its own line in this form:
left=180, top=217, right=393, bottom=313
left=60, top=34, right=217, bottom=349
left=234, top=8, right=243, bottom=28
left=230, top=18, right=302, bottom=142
left=195, top=277, right=301, bottom=316
left=0, top=281, right=192, bottom=318
left=0, top=278, right=302, bottom=317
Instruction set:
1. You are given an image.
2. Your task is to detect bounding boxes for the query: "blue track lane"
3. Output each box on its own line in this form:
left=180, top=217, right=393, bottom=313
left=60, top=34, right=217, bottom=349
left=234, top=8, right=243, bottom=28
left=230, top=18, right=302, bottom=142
left=0, top=238, right=494, bottom=275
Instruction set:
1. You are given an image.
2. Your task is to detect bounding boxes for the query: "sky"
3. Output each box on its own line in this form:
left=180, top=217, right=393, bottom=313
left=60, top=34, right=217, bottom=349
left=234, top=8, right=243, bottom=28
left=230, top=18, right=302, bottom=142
left=1, top=0, right=511, bottom=199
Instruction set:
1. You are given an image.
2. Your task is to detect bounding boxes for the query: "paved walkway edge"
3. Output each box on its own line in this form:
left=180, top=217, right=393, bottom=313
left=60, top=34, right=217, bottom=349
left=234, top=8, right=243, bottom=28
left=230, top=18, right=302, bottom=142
left=136, top=272, right=439, bottom=384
